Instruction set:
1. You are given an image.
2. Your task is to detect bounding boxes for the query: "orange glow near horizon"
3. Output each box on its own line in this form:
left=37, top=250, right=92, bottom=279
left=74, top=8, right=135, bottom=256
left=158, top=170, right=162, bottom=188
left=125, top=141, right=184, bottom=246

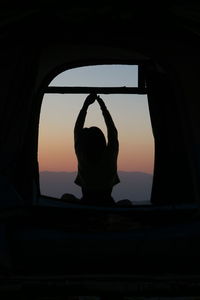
left=39, top=139, right=154, bottom=173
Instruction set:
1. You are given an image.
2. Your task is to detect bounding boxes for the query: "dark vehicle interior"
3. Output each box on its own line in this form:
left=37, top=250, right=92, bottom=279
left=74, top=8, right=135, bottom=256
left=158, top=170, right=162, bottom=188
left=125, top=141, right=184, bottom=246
left=1, top=3, right=200, bottom=299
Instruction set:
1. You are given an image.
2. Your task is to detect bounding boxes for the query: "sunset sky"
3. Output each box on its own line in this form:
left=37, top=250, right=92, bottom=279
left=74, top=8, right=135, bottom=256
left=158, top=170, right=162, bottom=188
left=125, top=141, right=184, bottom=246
left=38, top=65, right=154, bottom=174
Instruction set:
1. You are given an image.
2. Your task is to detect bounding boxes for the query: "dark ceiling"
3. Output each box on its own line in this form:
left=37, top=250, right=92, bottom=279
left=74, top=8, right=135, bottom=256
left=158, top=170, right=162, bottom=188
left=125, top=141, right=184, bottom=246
left=0, top=4, right=199, bottom=43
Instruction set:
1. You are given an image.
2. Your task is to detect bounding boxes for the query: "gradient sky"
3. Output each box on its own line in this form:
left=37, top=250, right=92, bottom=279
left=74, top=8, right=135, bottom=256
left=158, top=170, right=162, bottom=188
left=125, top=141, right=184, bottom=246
left=38, top=65, right=154, bottom=174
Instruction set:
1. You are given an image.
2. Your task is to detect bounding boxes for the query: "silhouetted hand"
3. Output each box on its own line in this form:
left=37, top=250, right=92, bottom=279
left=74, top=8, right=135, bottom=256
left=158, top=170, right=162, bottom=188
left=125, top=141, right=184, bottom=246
left=97, top=95, right=107, bottom=110
left=84, top=93, right=97, bottom=107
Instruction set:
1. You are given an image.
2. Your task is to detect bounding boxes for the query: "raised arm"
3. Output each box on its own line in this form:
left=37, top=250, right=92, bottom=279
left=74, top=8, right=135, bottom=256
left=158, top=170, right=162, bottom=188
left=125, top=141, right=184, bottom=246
left=97, top=96, right=118, bottom=147
left=74, top=93, right=96, bottom=140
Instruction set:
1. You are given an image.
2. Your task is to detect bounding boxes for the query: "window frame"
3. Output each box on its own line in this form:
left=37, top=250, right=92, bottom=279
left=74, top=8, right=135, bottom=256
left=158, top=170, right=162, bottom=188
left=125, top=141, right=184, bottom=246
left=38, top=61, right=153, bottom=204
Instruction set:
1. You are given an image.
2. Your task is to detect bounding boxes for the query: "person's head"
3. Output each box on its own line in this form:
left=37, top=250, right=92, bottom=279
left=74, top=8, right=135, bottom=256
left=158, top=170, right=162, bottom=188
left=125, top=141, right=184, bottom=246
left=78, top=126, right=106, bottom=162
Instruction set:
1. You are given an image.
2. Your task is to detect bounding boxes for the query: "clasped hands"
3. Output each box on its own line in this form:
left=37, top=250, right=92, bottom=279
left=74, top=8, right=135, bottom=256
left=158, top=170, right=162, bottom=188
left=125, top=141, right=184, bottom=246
left=84, top=93, right=106, bottom=109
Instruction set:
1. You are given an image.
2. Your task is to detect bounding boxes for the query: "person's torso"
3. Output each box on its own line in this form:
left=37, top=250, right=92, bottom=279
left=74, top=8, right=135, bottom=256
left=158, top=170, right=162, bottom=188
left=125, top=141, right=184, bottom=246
left=75, top=147, right=119, bottom=189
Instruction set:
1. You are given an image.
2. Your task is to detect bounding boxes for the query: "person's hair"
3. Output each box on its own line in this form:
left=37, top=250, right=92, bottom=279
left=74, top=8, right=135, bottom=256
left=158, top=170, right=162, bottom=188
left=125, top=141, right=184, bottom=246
left=78, top=126, right=106, bottom=162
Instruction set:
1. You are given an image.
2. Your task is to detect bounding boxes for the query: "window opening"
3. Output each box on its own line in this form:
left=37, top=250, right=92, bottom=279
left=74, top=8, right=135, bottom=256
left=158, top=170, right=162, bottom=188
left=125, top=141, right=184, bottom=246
left=46, top=64, right=146, bottom=94
left=38, top=64, right=154, bottom=205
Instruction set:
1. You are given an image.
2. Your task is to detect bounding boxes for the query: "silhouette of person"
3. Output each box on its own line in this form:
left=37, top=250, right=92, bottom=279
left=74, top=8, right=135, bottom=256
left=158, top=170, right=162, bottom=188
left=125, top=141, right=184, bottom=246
left=74, top=93, right=120, bottom=206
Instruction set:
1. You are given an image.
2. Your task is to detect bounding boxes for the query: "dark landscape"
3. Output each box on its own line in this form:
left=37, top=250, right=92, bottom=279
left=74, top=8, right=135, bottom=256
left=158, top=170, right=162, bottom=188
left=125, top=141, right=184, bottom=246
left=39, top=171, right=153, bottom=204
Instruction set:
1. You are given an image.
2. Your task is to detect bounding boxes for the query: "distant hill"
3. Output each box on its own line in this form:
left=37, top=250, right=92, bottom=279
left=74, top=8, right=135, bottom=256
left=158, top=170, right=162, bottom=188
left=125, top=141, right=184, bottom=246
left=39, top=171, right=153, bottom=204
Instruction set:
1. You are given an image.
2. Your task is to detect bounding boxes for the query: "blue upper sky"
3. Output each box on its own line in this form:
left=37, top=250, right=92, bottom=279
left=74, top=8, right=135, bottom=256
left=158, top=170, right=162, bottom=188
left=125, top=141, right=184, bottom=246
left=49, top=64, right=138, bottom=87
